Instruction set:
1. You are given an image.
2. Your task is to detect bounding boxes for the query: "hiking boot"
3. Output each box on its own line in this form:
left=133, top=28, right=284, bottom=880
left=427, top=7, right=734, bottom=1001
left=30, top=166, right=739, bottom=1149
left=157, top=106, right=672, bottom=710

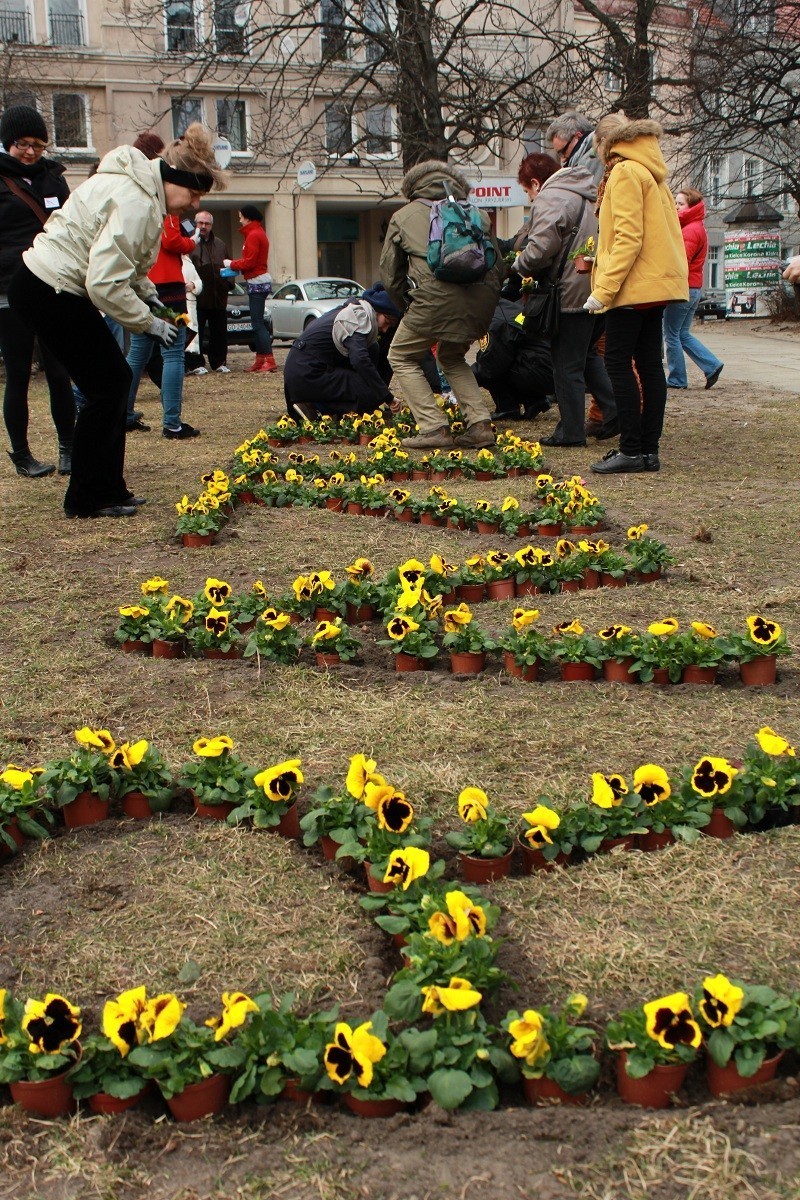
left=590, top=449, right=645, bottom=474
left=454, top=420, right=495, bottom=449
left=402, top=426, right=454, bottom=450
left=8, top=449, right=55, bottom=477
left=57, top=442, right=72, bottom=475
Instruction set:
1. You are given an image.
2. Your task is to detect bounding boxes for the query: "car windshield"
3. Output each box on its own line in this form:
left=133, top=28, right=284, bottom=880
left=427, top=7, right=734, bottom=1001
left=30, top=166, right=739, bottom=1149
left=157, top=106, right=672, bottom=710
left=304, top=280, right=361, bottom=301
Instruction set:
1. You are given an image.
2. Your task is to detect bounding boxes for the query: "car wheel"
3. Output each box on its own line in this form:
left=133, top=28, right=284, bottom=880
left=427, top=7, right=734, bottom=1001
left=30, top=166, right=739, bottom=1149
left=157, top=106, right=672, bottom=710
left=303, top=316, right=316, bottom=330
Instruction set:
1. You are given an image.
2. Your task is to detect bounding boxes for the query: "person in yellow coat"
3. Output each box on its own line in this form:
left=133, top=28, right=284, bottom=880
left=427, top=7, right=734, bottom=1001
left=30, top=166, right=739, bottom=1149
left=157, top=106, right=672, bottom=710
left=585, top=115, right=688, bottom=474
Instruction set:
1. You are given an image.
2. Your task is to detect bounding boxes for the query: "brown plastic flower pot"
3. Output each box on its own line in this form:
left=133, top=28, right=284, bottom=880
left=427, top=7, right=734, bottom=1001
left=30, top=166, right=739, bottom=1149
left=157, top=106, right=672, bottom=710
left=320, top=834, right=342, bottom=861
left=559, top=662, right=596, bottom=682
left=476, top=519, right=500, bottom=534
left=411, top=469, right=429, bottom=481
left=582, top=568, right=601, bottom=590
left=10, top=1068, right=77, bottom=1118
left=568, top=524, right=596, bottom=536
left=600, top=835, right=635, bottom=853
left=515, top=580, right=541, bottom=597
left=636, top=568, right=662, bottom=583
left=276, top=801, right=301, bottom=839
left=395, top=508, right=415, bottom=523
left=706, top=1049, right=784, bottom=1097
left=456, top=583, right=486, bottom=603
left=448, top=517, right=467, bottom=530
left=0, top=816, right=25, bottom=858
left=281, top=1078, right=314, bottom=1104
left=486, top=579, right=516, bottom=601
left=681, top=665, right=718, bottom=685
left=63, top=791, right=109, bottom=829
left=522, top=1074, right=588, bottom=1105
left=450, top=651, right=486, bottom=675
left=364, top=862, right=395, bottom=893
left=739, top=656, right=777, bottom=686
left=390, top=470, right=410, bottom=482
left=419, top=512, right=439, bottom=526
left=345, top=502, right=364, bottom=515
left=121, top=790, right=153, bottom=820
left=560, top=580, right=581, bottom=593
left=87, top=1084, right=151, bottom=1114
left=315, top=652, right=343, bottom=669
left=344, top=1093, right=408, bottom=1118
left=459, top=849, right=513, bottom=884
left=503, top=651, right=539, bottom=682
left=638, top=829, right=676, bottom=851
left=537, top=522, right=562, bottom=537
left=192, top=795, right=235, bottom=821
left=602, top=657, right=637, bottom=684
left=651, top=668, right=672, bottom=686
left=395, top=652, right=423, bottom=672
left=121, top=639, right=151, bottom=655
left=324, top=496, right=343, bottom=512
left=516, top=523, right=532, bottom=537
left=203, top=647, right=242, bottom=660
left=473, top=470, right=494, bottom=482
left=237, top=490, right=257, bottom=504
left=152, top=638, right=184, bottom=659
left=703, top=807, right=736, bottom=839
left=615, top=1054, right=689, bottom=1109
left=346, top=603, right=376, bottom=623
left=358, top=433, right=374, bottom=446
left=518, top=839, right=569, bottom=874
left=182, top=533, right=215, bottom=548
left=429, top=469, right=448, bottom=482
left=573, top=255, right=592, bottom=274
left=600, top=572, right=627, bottom=588
left=314, top=607, right=338, bottom=623
left=165, top=1073, right=230, bottom=1122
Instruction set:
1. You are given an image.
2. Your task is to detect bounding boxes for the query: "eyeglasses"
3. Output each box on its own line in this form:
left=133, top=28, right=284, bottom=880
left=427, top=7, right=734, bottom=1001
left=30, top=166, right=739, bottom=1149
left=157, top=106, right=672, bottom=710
left=12, top=139, right=47, bottom=152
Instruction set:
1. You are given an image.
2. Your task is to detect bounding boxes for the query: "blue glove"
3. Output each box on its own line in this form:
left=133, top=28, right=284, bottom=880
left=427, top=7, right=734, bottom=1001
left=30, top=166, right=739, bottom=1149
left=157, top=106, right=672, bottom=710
left=220, top=267, right=237, bottom=278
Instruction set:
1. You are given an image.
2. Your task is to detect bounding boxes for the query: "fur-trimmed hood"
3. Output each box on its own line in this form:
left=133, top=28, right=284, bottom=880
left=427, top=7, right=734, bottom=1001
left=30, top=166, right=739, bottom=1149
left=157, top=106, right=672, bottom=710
left=400, top=159, right=471, bottom=201
left=605, top=118, right=667, bottom=183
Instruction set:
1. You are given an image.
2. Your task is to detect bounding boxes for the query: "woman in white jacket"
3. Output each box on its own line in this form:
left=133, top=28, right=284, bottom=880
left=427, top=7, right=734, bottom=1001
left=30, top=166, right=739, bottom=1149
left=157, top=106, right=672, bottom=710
left=9, top=123, right=226, bottom=518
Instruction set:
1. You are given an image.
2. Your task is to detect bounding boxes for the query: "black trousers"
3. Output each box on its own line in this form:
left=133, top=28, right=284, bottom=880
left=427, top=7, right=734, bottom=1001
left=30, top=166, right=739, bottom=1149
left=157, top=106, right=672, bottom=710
left=9, top=265, right=132, bottom=513
left=0, top=304, right=75, bottom=453
left=197, top=307, right=228, bottom=369
left=604, top=305, right=667, bottom=456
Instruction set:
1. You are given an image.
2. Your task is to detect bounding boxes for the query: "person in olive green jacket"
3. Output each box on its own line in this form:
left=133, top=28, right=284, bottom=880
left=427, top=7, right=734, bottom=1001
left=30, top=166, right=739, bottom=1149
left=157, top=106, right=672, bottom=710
left=380, top=160, right=503, bottom=450
left=585, top=116, right=688, bottom=475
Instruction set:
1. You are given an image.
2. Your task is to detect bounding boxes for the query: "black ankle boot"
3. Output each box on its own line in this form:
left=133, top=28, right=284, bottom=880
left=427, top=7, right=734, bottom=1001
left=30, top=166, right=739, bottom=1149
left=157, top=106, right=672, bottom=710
left=57, top=442, right=72, bottom=475
left=8, top=449, right=55, bottom=478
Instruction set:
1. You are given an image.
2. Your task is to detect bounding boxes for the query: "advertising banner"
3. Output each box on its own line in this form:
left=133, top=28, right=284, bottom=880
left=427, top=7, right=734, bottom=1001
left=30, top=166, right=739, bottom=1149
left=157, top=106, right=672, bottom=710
left=723, top=230, right=782, bottom=317
left=468, top=177, right=529, bottom=208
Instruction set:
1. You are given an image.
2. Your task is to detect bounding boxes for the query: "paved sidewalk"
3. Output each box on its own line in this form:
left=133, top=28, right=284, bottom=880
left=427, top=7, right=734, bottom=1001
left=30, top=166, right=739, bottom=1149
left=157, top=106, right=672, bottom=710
left=680, top=319, right=798, bottom=391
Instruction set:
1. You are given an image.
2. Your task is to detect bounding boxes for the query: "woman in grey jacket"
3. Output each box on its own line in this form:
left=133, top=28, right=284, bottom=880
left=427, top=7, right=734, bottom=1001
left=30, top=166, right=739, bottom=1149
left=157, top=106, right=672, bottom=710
left=514, top=155, right=617, bottom=447
left=9, top=123, right=226, bottom=518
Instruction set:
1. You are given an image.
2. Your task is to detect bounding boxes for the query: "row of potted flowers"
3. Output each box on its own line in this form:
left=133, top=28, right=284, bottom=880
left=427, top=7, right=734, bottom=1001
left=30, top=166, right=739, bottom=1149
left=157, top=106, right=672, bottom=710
left=261, top=395, right=480, bottom=449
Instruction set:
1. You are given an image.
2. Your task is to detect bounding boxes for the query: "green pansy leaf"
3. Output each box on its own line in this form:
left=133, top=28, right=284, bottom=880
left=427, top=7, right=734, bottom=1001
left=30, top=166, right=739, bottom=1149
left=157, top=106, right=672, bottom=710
left=229, top=1063, right=257, bottom=1104
left=258, top=1065, right=285, bottom=1097
left=550, top=1055, right=600, bottom=1094
left=458, top=1079, right=499, bottom=1110
left=624, top=1051, right=656, bottom=1079
left=427, top=1067, right=474, bottom=1110
left=383, top=980, right=423, bottom=1022
left=283, top=1048, right=318, bottom=1075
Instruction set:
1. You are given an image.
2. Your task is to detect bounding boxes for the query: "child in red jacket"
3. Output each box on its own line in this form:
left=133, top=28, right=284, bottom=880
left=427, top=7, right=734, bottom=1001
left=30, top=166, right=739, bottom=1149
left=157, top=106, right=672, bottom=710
left=223, top=205, right=276, bottom=373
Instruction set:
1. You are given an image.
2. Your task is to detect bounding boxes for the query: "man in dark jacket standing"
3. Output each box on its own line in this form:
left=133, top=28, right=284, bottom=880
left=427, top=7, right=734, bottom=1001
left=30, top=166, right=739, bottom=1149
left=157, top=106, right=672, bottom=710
left=189, top=211, right=230, bottom=374
left=380, top=160, right=503, bottom=450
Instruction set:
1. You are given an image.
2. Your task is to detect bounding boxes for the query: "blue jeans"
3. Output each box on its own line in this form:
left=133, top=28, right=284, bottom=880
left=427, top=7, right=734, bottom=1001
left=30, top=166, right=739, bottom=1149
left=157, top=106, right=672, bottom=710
left=74, top=316, right=124, bottom=412
left=248, top=289, right=273, bottom=356
left=127, top=326, right=186, bottom=430
left=663, top=288, right=723, bottom=387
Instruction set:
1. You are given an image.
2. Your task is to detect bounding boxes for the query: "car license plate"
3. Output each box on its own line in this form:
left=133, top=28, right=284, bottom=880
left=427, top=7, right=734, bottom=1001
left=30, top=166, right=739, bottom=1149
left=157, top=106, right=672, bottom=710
left=228, top=322, right=251, bottom=331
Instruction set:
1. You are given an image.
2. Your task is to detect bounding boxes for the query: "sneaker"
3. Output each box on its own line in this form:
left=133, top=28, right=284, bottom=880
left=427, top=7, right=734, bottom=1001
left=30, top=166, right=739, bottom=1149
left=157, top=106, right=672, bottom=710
left=163, top=423, right=201, bottom=439
left=126, top=417, right=151, bottom=432
left=188, top=367, right=209, bottom=376
left=290, top=401, right=317, bottom=424
left=590, top=449, right=645, bottom=474
left=643, top=453, right=660, bottom=472
left=214, top=365, right=231, bottom=374
left=403, top=426, right=455, bottom=451
left=705, top=365, right=723, bottom=389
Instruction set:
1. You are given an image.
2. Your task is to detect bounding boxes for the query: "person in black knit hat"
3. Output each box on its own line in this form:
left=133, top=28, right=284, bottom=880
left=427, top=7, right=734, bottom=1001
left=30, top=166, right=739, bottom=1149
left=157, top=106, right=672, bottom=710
left=0, top=104, right=75, bottom=477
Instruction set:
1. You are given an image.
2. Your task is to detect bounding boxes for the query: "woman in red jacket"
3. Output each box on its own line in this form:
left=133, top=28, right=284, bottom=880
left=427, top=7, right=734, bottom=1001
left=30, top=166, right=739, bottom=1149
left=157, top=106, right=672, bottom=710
left=224, top=204, right=276, bottom=373
left=663, top=187, right=724, bottom=390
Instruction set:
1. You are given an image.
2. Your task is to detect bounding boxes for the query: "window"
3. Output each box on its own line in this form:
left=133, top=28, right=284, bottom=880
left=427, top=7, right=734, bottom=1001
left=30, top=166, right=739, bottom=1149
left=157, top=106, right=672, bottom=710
left=214, top=0, right=245, bottom=54
left=364, top=104, right=392, bottom=156
left=52, top=93, right=88, bottom=148
left=171, top=96, right=202, bottom=137
left=743, top=156, right=763, bottom=198
left=321, top=0, right=348, bottom=60
left=705, top=155, right=727, bottom=207
left=217, top=98, right=246, bottom=151
left=49, top=0, right=85, bottom=46
left=362, top=0, right=387, bottom=62
left=166, top=0, right=196, bottom=51
left=603, top=40, right=621, bottom=93
left=325, top=103, right=354, bottom=155
left=707, top=245, right=721, bottom=290
left=0, top=0, right=31, bottom=42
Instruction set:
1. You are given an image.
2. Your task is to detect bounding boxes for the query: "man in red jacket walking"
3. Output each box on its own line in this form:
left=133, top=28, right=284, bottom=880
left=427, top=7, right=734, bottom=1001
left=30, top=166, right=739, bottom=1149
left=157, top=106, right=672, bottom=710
left=223, top=205, right=277, bottom=373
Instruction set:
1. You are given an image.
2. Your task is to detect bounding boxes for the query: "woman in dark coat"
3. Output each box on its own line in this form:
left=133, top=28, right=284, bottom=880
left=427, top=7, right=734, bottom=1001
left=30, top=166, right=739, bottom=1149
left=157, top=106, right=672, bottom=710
left=0, top=105, right=74, bottom=477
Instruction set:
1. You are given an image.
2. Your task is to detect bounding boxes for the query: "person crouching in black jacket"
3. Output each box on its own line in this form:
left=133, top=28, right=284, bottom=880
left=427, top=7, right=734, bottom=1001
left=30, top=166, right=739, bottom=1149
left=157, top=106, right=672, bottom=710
left=473, top=298, right=554, bottom=421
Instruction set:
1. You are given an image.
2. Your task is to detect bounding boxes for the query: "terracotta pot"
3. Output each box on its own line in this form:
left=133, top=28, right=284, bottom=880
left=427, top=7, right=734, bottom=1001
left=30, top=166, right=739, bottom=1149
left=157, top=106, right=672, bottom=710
left=602, top=657, right=637, bottom=684
left=503, top=651, right=538, bottom=682
left=704, top=807, right=736, bottom=839
left=320, top=833, right=342, bottom=861
left=516, top=523, right=532, bottom=537
left=615, top=1054, right=689, bottom=1109
left=358, top=432, right=374, bottom=446
left=346, top=602, right=375, bottom=623
left=324, top=496, right=343, bottom=512
left=682, top=665, right=718, bottom=685
left=440, top=591, right=458, bottom=606
left=203, top=647, right=242, bottom=660
left=706, top=1049, right=784, bottom=1098
left=165, top=1073, right=230, bottom=1122
left=537, top=522, right=562, bottom=536
left=121, top=639, right=150, bottom=655
left=448, top=517, right=467, bottom=530
left=568, top=525, right=595, bottom=536
left=600, top=572, right=627, bottom=588
left=63, top=791, right=109, bottom=829
left=87, top=1084, right=150, bottom=1114
left=638, top=828, right=676, bottom=851
left=518, top=839, right=569, bottom=874
left=237, top=490, right=257, bottom=504
left=314, top=606, right=338, bottom=623
left=345, top=502, right=364, bottom=515
left=456, top=583, right=486, bottom=603
left=182, top=532, right=215, bottom=548
left=739, top=656, right=777, bottom=686
left=364, top=862, right=394, bottom=893
left=276, top=801, right=301, bottom=839
left=152, top=638, right=184, bottom=659
left=121, top=790, right=154, bottom=820
left=446, top=467, right=463, bottom=480
left=429, top=469, right=448, bottom=482
left=419, top=512, right=439, bottom=526
left=281, top=1078, right=313, bottom=1104
left=267, top=437, right=282, bottom=448
left=450, top=650, right=486, bottom=675
left=476, top=519, right=500, bottom=535
left=395, top=652, right=423, bottom=672
left=572, top=254, right=592, bottom=273
left=237, top=618, right=256, bottom=634
left=411, top=469, right=429, bottom=481
left=600, top=835, right=636, bottom=853
left=344, top=1093, right=408, bottom=1118
left=637, top=568, right=662, bottom=583
left=10, top=1067, right=77, bottom=1117
left=0, top=816, right=25, bottom=858
left=651, top=668, right=672, bottom=686
left=559, top=662, right=595, bottom=682
left=486, top=579, right=516, bottom=601
left=315, top=651, right=342, bottom=669
left=395, top=507, right=415, bottom=523
left=505, top=466, right=521, bottom=477
left=392, top=931, right=408, bottom=949
left=459, top=848, right=513, bottom=884
left=192, top=795, right=235, bottom=821
left=560, top=580, right=581, bottom=593
left=582, top=568, right=601, bottom=590
left=391, top=470, right=410, bottom=482
left=522, top=1074, right=588, bottom=1105
left=365, top=506, right=387, bottom=518
left=515, top=580, right=541, bottom=597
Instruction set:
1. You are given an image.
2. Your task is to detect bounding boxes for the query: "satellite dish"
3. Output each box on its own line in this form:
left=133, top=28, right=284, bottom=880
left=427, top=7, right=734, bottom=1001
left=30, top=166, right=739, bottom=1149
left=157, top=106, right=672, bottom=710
left=233, top=3, right=249, bottom=26
left=213, top=136, right=232, bottom=169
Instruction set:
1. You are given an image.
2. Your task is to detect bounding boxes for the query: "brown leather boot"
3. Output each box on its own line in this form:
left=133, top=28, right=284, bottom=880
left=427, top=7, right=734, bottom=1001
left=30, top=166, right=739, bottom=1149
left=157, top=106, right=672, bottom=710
left=402, top=426, right=454, bottom=450
left=258, top=354, right=278, bottom=373
left=247, top=355, right=266, bottom=372
left=454, top=420, right=495, bottom=449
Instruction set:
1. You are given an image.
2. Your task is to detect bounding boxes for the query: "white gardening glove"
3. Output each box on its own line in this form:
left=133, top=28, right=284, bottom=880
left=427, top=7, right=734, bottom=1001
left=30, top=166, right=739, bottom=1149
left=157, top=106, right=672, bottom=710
left=223, top=259, right=232, bottom=268
left=191, top=226, right=202, bottom=243
left=583, top=295, right=603, bottom=312
left=783, top=255, right=800, bottom=284
left=149, top=317, right=180, bottom=347
left=144, top=294, right=162, bottom=313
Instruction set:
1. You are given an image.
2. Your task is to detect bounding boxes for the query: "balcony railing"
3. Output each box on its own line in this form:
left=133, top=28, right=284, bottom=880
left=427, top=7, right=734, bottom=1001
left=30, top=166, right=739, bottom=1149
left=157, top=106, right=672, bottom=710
left=0, top=9, right=31, bottom=43
left=49, top=11, right=85, bottom=45
left=166, top=21, right=197, bottom=52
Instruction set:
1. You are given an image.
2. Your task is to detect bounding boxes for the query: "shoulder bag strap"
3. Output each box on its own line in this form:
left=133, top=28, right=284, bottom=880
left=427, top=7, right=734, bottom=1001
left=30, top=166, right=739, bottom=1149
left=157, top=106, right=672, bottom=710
left=0, top=175, right=50, bottom=227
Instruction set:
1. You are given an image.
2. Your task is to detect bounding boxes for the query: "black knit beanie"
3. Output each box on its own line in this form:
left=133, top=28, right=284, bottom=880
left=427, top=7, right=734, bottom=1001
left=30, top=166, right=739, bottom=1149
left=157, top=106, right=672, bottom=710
left=0, top=105, right=48, bottom=151
left=361, top=282, right=401, bottom=320
left=239, top=204, right=263, bottom=223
